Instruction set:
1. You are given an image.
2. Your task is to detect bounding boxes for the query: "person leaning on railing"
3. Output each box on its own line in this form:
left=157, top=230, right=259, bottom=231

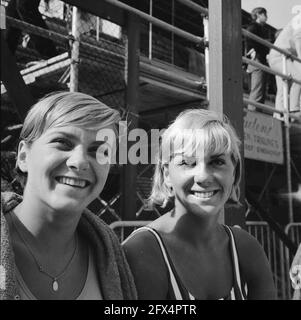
left=245, top=7, right=271, bottom=109
left=268, top=6, right=301, bottom=119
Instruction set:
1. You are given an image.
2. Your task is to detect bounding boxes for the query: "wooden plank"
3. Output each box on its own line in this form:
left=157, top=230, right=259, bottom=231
left=0, top=30, right=34, bottom=121
left=208, top=0, right=245, bottom=228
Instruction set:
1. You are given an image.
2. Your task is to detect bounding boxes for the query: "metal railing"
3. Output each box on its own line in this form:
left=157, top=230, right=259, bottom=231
left=110, top=220, right=152, bottom=243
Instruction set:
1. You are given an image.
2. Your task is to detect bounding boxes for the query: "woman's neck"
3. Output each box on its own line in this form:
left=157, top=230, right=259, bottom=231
left=13, top=194, right=81, bottom=255
left=167, top=205, right=223, bottom=248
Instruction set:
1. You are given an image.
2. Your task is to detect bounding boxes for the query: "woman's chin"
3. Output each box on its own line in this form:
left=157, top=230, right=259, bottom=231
left=187, top=202, right=222, bottom=218
left=48, top=195, right=87, bottom=214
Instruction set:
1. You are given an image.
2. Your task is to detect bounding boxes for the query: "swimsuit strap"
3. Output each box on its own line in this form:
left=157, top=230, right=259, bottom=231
left=223, top=225, right=247, bottom=300
left=128, top=226, right=184, bottom=300
left=126, top=225, right=247, bottom=300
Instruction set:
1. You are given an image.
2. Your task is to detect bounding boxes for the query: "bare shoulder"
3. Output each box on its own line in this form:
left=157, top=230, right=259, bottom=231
left=230, top=226, right=264, bottom=252
left=123, top=228, right=164, bottom=265
left=230, top=226, right=277, bottom=300
left=122, top=228, right=169, bottom=299
left=230, top=226, right=269, bottom=269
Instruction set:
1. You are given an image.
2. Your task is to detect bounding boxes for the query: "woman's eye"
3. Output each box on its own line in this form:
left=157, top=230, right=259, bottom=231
left=211, top=158, right=225, bottom=166
left=52, top=138, right=73, bottom=149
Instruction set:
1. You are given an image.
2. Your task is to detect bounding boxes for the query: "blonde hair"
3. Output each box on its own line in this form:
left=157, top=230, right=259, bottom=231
left=16, top=91, right=120, bottom=185
left=20, top=91, right=120, bottom=143
left=149, top=108, right=242, bottom=207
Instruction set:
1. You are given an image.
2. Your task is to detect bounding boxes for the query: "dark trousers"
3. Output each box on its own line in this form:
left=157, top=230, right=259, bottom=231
left=6, top=0, right=58, bottom=58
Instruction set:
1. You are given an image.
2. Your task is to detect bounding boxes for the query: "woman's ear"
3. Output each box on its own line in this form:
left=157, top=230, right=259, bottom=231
left=17, top=141, right=29, bottom=173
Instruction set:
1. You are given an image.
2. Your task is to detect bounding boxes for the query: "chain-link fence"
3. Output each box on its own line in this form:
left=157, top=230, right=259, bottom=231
left=1, top=0, right=127, bottom=222
left=1, top=0, right=166, bottom=225
left=0, top=0, right=207, bottom=222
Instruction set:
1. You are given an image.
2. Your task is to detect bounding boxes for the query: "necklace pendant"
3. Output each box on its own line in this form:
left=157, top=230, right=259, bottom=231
left=52, top=280, right=59, bottom=291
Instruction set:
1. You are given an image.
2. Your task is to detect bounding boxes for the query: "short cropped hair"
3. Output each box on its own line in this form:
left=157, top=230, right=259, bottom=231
left=251, top=7, right=267, bottom=21
left=149, top=108, right=242, bottom=208
left=16, top=91, right=120, bottom=185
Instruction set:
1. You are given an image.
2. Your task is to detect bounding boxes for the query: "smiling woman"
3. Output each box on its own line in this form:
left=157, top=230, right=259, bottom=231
left=0, top=91, right=137, bottom=300
left=123, top=108, right=276, bottom=300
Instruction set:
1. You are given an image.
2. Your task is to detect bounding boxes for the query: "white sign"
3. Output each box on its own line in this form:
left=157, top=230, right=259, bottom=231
left=244, top=111, right=284, bottom=164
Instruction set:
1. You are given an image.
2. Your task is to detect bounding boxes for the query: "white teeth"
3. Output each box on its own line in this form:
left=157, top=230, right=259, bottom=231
left=57, top=177, right=87, bottom=188
left=192, top=191, right=216, bottom=198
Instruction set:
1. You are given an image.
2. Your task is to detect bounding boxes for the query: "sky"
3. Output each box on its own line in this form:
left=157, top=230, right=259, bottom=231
left=241, top=0, right=301, bottom=29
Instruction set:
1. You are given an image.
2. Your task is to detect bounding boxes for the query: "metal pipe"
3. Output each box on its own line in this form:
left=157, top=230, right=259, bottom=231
left=243, top=57, right=301, bottom=85
left=104, top=0, right=204, bottom=45
left=96, top=16, right=100, bottom=41
left=148, top=0, right=152, bottom=59
left=70, top=6, right=80, bottom=92
left=140, top=60, right=204, bottom=90
left=6, top=17, right=126, bottom=63
left=282, top=55, right=294, bottom=223
left=171, top=0, right=175, bottom=65
left=0, top=4, right=6, bottom=30
left=279, top=240, right=286, bottom=299
left=175, top=1, right=299, bottom=63
left=6, top=16, right=68, bottom=43
left=243, top=98, right=301, bottom=123
left=243, top=29, right=301, bottom=63
left=203, top=16, right=209, bottom=100
left=272, top=231, right=278, bottom=293
left=176, top=0, right=208, bottom=15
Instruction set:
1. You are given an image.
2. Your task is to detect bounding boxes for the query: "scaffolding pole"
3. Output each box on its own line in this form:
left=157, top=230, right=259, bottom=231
left=148, top=0, right=152, bottom=59
left=282, top=55, right=294, bottom=223
left=176, top=0, right=208, bottom=15
left=103, top=0, right=204, bottom=45
left=203, top=16, right=209, bottom=100
left=70, top=6, right=80, bottom=92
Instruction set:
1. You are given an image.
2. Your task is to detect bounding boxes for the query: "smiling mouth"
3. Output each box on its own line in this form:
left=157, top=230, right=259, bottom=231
left=55, top=176, right=91, bottom=189
left=190, top=190, right=219, bottom=199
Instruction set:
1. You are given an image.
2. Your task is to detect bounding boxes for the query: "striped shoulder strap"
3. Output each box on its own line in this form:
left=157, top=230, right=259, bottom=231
left=126, top=226, right=184, bottom=300
left=224, top=225, right=246, bottom=300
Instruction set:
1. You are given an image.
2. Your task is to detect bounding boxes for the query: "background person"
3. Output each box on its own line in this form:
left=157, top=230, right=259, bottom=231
left=0, top=91, right=137, bottom=300
left=246, top=7, right=271, bottom=109
left=123, top=109, right=276, bottom=300
left=268, top=6, right=301, bottom=119
left=5, top=0, right=58, bottom=58
left=290, top=244, right=301, bottom=300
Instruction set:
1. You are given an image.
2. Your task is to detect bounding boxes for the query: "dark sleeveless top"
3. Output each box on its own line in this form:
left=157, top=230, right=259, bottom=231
left=127, top=225, right=247, bottom=300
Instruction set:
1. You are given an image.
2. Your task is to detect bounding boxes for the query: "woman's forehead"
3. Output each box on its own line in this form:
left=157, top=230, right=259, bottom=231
left=40, top=124, right=116, bottom=143
left=172, top=145, right=229, bottom=159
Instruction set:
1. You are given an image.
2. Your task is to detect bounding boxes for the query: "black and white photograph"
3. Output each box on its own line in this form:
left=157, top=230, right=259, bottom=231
left=0, top=0, right=300, bottom=305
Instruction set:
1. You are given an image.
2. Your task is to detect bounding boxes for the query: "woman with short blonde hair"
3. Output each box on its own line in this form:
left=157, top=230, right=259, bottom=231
left=123, top=108, right=276, bottom=300
left=1, top=91, right=137, bottom=300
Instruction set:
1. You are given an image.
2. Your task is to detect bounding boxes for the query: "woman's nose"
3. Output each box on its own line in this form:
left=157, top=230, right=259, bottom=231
left=193, top=163, right=211, bottom=184
left=66, top=147, right=90, bottom=171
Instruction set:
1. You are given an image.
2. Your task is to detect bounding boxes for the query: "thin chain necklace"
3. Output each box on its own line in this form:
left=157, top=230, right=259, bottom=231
left=11, top=212, right=78, bottom=292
